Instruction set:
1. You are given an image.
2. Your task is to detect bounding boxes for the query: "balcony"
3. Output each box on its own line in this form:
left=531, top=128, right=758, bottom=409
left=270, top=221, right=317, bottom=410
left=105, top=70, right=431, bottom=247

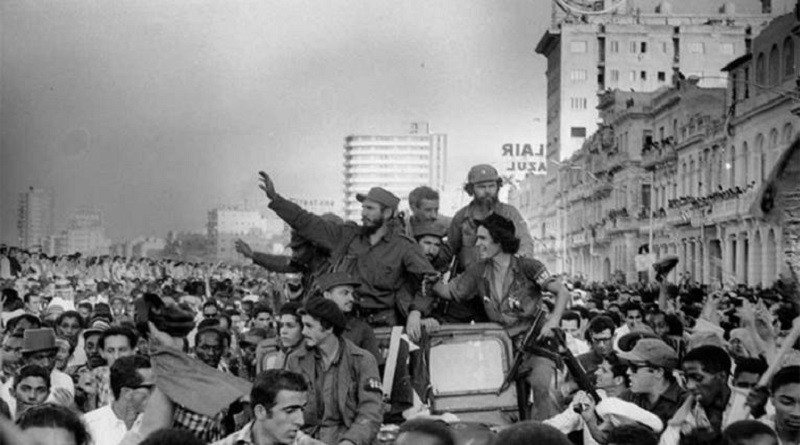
left=641, top=142, right=677, bottom=170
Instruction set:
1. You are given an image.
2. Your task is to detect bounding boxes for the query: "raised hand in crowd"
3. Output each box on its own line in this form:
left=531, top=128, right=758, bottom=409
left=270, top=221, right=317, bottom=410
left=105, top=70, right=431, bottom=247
left=234, top=239, right=253, bottom=259
left=258, top=171, right=277, bottom=201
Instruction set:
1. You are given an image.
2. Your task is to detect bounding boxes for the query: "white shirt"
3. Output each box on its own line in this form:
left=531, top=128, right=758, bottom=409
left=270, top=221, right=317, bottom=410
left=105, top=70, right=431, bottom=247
left=84, top=404, right=138, bottom=445
left=0, top=369, right=74, bottom=419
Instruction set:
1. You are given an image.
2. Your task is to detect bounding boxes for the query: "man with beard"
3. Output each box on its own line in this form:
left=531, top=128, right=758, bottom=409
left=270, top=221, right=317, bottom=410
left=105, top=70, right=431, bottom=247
left=257, top=172, right=437, bottom=331
left=448, top=164, right=534, bottom=274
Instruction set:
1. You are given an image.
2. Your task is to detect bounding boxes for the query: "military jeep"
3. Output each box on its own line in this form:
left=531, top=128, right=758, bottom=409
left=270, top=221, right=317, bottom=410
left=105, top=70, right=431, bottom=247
left=374, top=322, right=520, bottom=426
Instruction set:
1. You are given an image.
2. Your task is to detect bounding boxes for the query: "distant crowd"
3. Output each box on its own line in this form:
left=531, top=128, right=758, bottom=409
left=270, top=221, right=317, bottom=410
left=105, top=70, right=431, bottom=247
left=0, top=164, right=798, bottom=445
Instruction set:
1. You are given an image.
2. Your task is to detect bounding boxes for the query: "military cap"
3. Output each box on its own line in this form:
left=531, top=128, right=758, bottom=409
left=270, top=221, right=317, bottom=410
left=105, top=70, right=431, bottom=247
left=356, top=187, right=400, bottom=209
left=467, top=164, right=500, bottom=184
left=316, top=272, right=361, bottom=293
left=411, top=220, right=447, bottom=239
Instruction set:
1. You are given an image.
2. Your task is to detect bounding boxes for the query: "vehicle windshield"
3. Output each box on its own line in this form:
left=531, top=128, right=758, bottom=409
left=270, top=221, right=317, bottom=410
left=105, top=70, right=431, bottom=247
left=430, top=337, right=506, bottom=395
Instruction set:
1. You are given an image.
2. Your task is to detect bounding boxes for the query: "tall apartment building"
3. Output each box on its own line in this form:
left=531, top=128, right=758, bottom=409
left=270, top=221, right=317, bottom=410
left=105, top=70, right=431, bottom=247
left=343, top=123, right=447, bottom=222
left=514, top=5, right=799, bottom=286
left=17, top=187, right=54, bottom=251
left=537, top=0, right=792, bottom=164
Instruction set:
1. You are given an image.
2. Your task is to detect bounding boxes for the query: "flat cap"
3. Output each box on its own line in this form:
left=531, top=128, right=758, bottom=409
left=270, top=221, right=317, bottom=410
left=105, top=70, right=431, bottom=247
left=300, top=297, right=347, bottom=332
left=356, top=187, right=400, bottom=210
left=316, top=272, right=361, bottom=293
left=411, top=220, right=447, bottom=239
left=618, top=338, right=679, bottom=369
left=467, top=164, right=499, bottom=184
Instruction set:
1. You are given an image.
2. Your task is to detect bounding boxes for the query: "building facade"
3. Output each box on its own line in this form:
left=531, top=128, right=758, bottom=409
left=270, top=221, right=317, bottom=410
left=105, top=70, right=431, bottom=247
left=207, top=207, right=283, bottom=261
left=49, top=208, right=112, bottom=256
left=537, top=0, right=792, bottom=164
left=515, top=7, right=800, bottom=286
left=343, top=123, right=446, bottom=222
left=17, top=187, right=54, bottom=251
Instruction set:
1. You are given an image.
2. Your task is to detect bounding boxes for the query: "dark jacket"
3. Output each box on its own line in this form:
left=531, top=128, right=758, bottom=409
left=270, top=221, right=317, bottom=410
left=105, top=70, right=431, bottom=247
left=285, top=338, right=383, bottom=445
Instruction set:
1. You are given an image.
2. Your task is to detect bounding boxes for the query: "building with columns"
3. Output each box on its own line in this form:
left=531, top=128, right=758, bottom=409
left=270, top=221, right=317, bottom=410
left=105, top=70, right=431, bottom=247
left=514, top=3, right=800, bottom=286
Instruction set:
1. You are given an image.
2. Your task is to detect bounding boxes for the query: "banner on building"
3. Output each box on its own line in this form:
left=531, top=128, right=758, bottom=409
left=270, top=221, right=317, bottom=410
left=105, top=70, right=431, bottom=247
left=501, top=143, right=547, bottom=185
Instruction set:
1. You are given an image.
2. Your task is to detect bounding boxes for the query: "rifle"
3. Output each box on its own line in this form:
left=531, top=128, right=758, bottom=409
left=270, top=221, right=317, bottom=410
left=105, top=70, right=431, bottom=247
left=497, top=307, right=548, bottom=395
left=553, top=328, right=602, bottom=404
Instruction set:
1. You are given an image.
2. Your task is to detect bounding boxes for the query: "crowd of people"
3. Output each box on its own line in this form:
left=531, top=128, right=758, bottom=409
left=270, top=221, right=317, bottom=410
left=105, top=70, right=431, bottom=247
left=0, top=163, right=798, bottom=445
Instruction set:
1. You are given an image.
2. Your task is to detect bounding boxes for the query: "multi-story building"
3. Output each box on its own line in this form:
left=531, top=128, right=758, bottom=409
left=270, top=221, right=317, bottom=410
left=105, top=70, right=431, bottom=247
left=343, top=123, right=446, bottom=222
left=50, top=208, right=111, bottom=256
left=288, top=197, right=339, bottom=217
left=207, top=207, right=284, bottom=261
left=517, top=0, right=794, bottom=277
left=17, top=187, right=54, bottom=251
left=537, top=0, right=791, bottom=164
left=517, top=2, right=800, bottom=286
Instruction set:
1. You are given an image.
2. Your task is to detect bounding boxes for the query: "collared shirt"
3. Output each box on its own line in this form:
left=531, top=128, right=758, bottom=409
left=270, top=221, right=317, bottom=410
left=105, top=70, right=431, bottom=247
left=446, top=255, right=551, bottom=337
left=314, top=342, right=345, bottom=444
left=0, top=368, right=76, bottom=419
left=269, top=196, right=437, bottom=317
left=448, top=201, right=535, bottom=272
left=211, top=421, right=324, bottom=445
left=620, top=381, right=686, bottom=424
left=83, top=404, right=139, bottom=445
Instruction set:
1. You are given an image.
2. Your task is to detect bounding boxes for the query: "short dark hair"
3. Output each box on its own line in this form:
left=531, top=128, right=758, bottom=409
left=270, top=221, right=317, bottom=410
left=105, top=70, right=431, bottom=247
left=251, top=369, right=308, bottom=413
left=722, top=420, right=777, bottom=445
left=621, top=302, right=642, bottom=316
left=605, top=424, right=659, bottom=445
left=14, top=364, right=51, bottom=390
left=397, top=418, right=455, bottom=445
left=585, top=315, right=616, bottom=341
left=7, top=314, right=42, bottom=333
left=279, top=301, right=302, bottom=319
left=110, top=354, right=151, bottom=399
left=197, top=317, right=221, bottom=331
left=494, top=421, right=571, bottom=445
left=733, top=358, right=768, bottom=380
left=23, top=293, right=41, bottom=304
left=16, top=404, right=91, bottom=445
left=99, top=326, right=138, bottom=351
left=202, top=300, right=218, bottom=311
left=561, top=311, right=581, bottom=324
left=55, top=311, right=85, bottom=330
left=408, top=186, right=439, bottom=208
left=771, top=365, right=800, bottom=393
left=139, top=429, right=206, bottom=445
left=684, top=345, right=732, bottom=376
left=251, top=304, right=273, bottom=319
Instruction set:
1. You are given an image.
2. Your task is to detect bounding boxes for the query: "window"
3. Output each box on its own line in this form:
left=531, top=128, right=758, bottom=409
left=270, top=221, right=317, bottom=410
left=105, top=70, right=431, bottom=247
left=688, top=42, right=705, bottom=54
left=783, top=37, right=795, bottom=78
left=744, top=67, right=751, bottom=98
left=661, top=41, right=668, bottom=53
left=720, top=43, right=735, bottom=55
left=610, top=40, right=619, bottom=53
left=630, top=70, right=636, bottom=82
left=657, top=71, right=666, bottom=82
left=570, top=69, right=588, bottom=81
left=571, top=40, right=588, bottom=53
left=430, top=338, right=505, bottom=394
left=756, top=53, right=766, bottom=85
left=630, top=41, right=638, bottom=53
left=769, top=44, right=780, bottom=85
left=640, top=71, right=647, bottom=80
left=571, top=127, right=587, bottom=138
left=570, top=97, right=588, bottom=110
left=641, top=42, right=647, bottom=53
left=610, top=69, right=620, bottom=82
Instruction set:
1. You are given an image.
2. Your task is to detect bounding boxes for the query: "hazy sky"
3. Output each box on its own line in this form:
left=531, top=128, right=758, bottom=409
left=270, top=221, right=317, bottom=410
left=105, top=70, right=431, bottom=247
left=1, top=0, right=550, bottom=243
